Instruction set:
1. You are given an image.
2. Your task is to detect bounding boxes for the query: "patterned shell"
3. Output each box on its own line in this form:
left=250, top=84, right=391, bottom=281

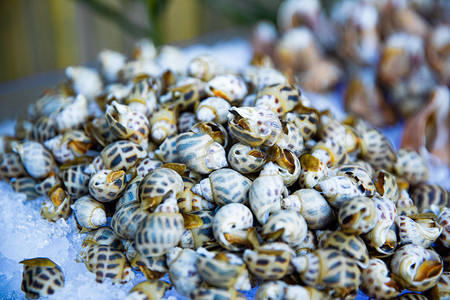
left=180, top=210, right=216, bottom=249
left=262, top=210, right=308, bottom=247
left=322, top=231, right=370, bottom=269
left=227, top=143, right=267, bottom=174
left=13, top=141, right=55, bottom=179
left=411, top=184, right=449, bottom=213
left=135, top=212, right=184, bottom=257
left=338, top=196, right=378, bottom=235
left=149, top=106, right=178, bottom=145
left=40, top=186, right=72, bottom=222
left=394, top=149, right=429, bottom=185
left=100, top=140, right=147, bottom=171
left=359, top=128, right=396, bottom=171
left=205, top=74, right=248, bottom=103
left=76, top=227, right=123, bottom=263
left=397, top=214, right=443, bottom=248
left=243, top=249, right=291, bottom=280
left=10, top=177, right=39, bottom=200
left=20, top=257, right=64, bottom=299
left=124, top=280, right=170, bottom=300
left=138, top=167, right=184, bottom=211
left=30, top=116, right=57, bottom=143
left=254, top=83, right=301, bottom=117
left=59, top=163, right=90, bottom=199
left=89, top=170, right=127, bottom=203
left=374, top=170, right=400, bottom=203
left=335, top=164, right=375, bottom=197
left=111, top=201, right=149, bottom=240
left=85, top=245, right=135, bottom=283
left=0, top=152, right=26, bottom=179
left=360, top=258, right=402, bottom=299
left=228, top=106, right=282, bottom=147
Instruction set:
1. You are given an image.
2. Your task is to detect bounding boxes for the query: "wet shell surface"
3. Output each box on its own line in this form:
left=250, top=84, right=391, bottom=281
left=135, top=212, right=184, bottom=258
left=391, top=244, right=443, bottom=292
left=254, top=83, right=301, bottom=117
left=227, top=142, right=267, bottom=174
left=191, top=168, right=251, bottom=206
left=138, top=167, right=184, bottom=211
left=59, top=163, right=90, bottom=199
left=196, top=97, right=231, bottom=124
left=71, top=196, right=107, bottom=232
left=76, top=227, right=123, bottom=263
left=40, top=186, right=72, bottom=222
left=100, top=140, right=147, bottom=171
left=124, top=279, right=170, bottom=300
left=20, top=258, right=64, bottom=299
left=89, top=169, right=127, bottom=203
left=85, top=245, right=135, bottom=283
left=13, top=141, right=55, bottom=179
left=262, top=210, right=308, bottom=247
left=176, top=132, right=228, bottom=174
left=361, top=258, right=402, bottom=299
left=111, top=201, right=149, bottom=240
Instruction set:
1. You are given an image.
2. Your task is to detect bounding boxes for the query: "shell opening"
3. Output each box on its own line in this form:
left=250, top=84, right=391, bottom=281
left=413, top=261, right=442, bottom=282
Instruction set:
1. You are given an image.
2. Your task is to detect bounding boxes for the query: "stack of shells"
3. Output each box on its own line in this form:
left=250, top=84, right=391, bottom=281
left=1, top=36, right=449, bottom=300
left=252, top=0, right=450, bottom=165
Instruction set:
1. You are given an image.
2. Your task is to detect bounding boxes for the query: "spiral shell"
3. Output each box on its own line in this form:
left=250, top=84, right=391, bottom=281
left=391, top=244, right=443, bottom=292
left=190, top=121, right=229, bottom=149
left=125, top=75, right=158, bottom=116
left=135, top=158, right=164, bottom=177
left=89, top=169, right=126, bottom=203
left=86, top=117, right=117, bottom=147
left=111, top=201, right=149, bottom=240
left=180, top=210, right=216, bottom=249
left=298, top=154, right=329, bottom=189
left=60, top=163, right=90, bottom=199
left=228, top=142, right=267, bottom=174
left=138, top=167, right=184, bottom=211
left=149, top=106, right=178, bottom=144
left=361, top=258, right=402, bottom=299
left=30, top=116, right=57, bottom=142
left=85, top=245, right=134, bottom=283
left=188, top=54, right=225, bottom=81
left=262, top=210, right=308, bottom=247
left=438, top=208, right=450, bottom=248
left=194, top=287, right=246, bottom=300
left=255, top=281, right=328, bottom=300
left=196, top=249, right=248, bottom=290
left=213, top=203, right=253, bottom=251
left=54, top=94, right=89, bottom=131
left=13, top=141, right=55, bottom=179
left=243, top=66, right=286, bottom=92
left=176, top=132, right=228, bottom=175
left=71, top=196, right=107, bottom=232
left=374, top=169, right=400, bottom=203
left=254, top=83, right=301, bottom=117
left=323, top=231, right=370, bottom=269
left=0, top=152, right=26, bottom=179
left=275, top=121, right=305, bottom=157
left=196, top=97, right=231, bottom=125
left=154, top=135, right=180, bottom=164
left=40, top=186, right=72, bottom=222
left=249, top=162, right=285, bottom=224
left=397, top=189, right=419, bottom=217
left=100, top=140, right=147, bottom=171
left=135, top=211, right=184, bottom=258
left=411, top=183, right=449, bottom=214
left=10, top=177, right=39, bottom=200
left=191, top=168, right=251, bottom=206
left=318, top=175, right=362, bottom=209
left=359, top=128, right=396, bottom=171
left=269, top=147, right=301, bottom=186
left=244, top=248, right=292, bottom=280
left=394, top=149, right=429, bottom=185
left=20, top=258, right=64, bottom=299
left=76, top=227, right=123, bottom=263
left=364, top=195, right=398, bottom=255
left=167, top=247, right=202, bottom=298
left=105, top=101, right=150, bottom=148
left=338, top=196, right=378, bottom=234
left=125, top=280, right=170, bottom=300
left=228, top=106, right=282, bottom=147
left=282, top=189, right=334, bottom=230
left=65, top=67, right=102, bottom=101
left=335, top=164, right=375, bottom=197
left=205, top=74, right=247, bottom=103
left=292, top=249, right=361, bottom=299
left=35, top=172, right=61, bottom=196
left=283, top=108, right=319, bottom=141
left=397, top=213, right=443, bottom=247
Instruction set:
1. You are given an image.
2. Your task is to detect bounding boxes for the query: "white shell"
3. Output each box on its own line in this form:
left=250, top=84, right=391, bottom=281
left=262, top=210, right=308, bottom=247
left=98, top=49, right=127, bottom=82
left=249, top=162, right=285, bottom=224
left=65, top=66, right=103, bottom=100
left=318, top=175, right=362, bottom=209
left=205, top=74, right=248, bottom=102
left=213, top=203, right=253, bottom=251
left=54, top=94, right=89, bottom=132
left=397, top=215, right=443, bottom=247
left=89, top=170, right=126, bottom=202
left=13, top=141, right=55, bottom=179
left=167, top=247, right=202, bottom=298
left=71, top=196, right=107, bottom=231
left=196, top=97, right=231, bottom=124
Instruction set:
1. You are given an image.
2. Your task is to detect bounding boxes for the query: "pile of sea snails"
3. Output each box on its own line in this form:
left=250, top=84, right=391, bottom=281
left=1, top=31, right=449, bottom=300
left=252, top=0, right=450, bottom=165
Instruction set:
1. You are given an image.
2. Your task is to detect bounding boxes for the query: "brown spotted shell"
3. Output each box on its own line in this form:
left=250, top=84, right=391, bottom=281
left=394, top=149, right=429, bottom=185
left=411, top=184, right=449, bottom=214
left=322, top=231, right=370, bottom=269
left=125, top=279, right=170, bottom=300
left=89, top=169, right=127, bottom=203
left=360, top=258, right=402, bottom=299
left=85, top=245, right=135, bottom=284
left=243, top=248, right=291, bottom=280
left=374, top=170, right=400, bottom=203
left=228, top=106, right=282, bottom=147
left=0, top=152, right=26, bottom=179
left=135, top=212, right=184, bottom=258
left=59, top=163, right=90, bottom=199
left=13, top=141, right=55, bottom=179
left=20, top=258, right=64, bottom=299
left=30, top=116, right=58, bottom=143
left=228, top=143, right=267, bottom=174
left=100, top=140, right=147, bottom=171
left=10, top=177, right=39, bottom=200
left=338, top=196, right=378, bottom=234
left=40, top=186, right=72, bottom=222
left=138, top=167, right=184, bottom=211
left=397, top=213, right=443, bottom=248
left=391, top=244, right=443, bottom=292
left=282, top=108, right=319, bottom=141
left=335, top=164, right=375, bottom=197
left=76, top=227, right=123, bottom=263
left=438, top=208, right=450, bottom=248
left=359, top=128, right=396, bottom=171
left=111, top=201, right=149, bottom=240
left=254, top=83, right=301, bottom=117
